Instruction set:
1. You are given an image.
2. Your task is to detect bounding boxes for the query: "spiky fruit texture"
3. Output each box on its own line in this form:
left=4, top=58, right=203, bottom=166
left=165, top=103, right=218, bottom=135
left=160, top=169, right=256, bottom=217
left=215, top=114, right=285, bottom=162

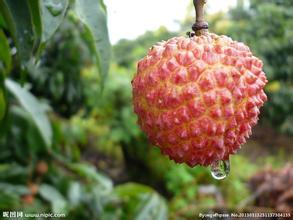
left=131, top=33, right=268, bottom=167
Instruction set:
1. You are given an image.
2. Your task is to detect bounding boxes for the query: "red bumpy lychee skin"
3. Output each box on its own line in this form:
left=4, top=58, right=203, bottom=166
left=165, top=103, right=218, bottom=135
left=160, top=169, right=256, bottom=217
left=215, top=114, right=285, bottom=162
left=131, top=33, right=268, bottom=167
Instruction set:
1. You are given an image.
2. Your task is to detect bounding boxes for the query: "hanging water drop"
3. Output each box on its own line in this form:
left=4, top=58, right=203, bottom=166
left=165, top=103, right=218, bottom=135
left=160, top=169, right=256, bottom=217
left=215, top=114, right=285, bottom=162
left=210, top=158, right=230, bottom=180
left=45, top=1, right=63, bottom=16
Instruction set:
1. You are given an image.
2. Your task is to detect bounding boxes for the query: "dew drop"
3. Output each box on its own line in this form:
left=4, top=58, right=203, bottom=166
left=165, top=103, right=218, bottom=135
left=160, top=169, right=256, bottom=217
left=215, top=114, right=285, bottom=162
left=210, top=158, right=230, bottom=180
left=45, top=1, right=63, bottom=16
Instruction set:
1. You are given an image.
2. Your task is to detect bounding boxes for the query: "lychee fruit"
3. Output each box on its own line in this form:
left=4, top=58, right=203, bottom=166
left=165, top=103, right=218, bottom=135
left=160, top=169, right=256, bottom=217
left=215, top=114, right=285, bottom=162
left=21, top=194, right=34, bottom=205
left=131, top=33, right=268, bottom=167
left=28, top=182, right=39, bottom=195
left=36, top=161, right=48, bottom=175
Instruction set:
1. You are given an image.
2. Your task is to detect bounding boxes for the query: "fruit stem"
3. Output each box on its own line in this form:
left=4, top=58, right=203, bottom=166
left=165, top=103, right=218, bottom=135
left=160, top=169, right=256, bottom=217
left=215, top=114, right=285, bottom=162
left=192, top=0, right=209, bottom=36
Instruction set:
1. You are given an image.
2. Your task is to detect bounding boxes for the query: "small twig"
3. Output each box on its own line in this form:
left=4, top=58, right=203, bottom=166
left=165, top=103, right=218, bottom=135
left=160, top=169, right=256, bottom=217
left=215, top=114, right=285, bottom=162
left=192, top=0, right=209, bottom=36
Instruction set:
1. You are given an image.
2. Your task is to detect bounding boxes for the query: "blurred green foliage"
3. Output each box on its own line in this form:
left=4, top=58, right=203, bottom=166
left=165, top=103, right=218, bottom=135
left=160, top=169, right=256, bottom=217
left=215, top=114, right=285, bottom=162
left=0, top=0, right=292, bottom=219
left=113, top=27, right=176, bottom=69
left=28, top=17, right=92, bottom=117
left=0, top=0, right=168, bottom=219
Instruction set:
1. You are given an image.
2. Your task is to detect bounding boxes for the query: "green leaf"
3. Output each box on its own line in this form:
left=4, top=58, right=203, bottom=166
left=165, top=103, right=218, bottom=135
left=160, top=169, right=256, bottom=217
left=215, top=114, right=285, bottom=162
left=5, top=79, right=52, bottom=148
left=0, top=87, right=6, bottom=120
left=67, top=181, right=82, bottom=206
left=27, top=0, right=42, bottom=42
left=0, top=13, right=6, bottom=28
left=0, top=0, right=69, bottom=64
left=73, top=0, right=111, bottom=86
left=68, top=163, right=112, bottom=192
left=0, top=30, right=8, bottom=121
left=0, top=191, right=19, bottom=209
left=0, top=29, right=11, bottom=74
left=0, top=183, right=29, bottom=195
left=114, top=183, right=168, bottom=220
left=0, top=0, right=34, bottom=63
left=40, top=0, right=69, bottom=42
left=39, top=184, right=68, bottom=214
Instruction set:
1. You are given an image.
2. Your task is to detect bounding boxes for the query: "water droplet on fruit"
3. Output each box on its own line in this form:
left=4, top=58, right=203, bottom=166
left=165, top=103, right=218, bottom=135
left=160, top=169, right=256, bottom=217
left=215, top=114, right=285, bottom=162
left=45, top=1, right=63, bottom=16
left=210, top=158, right=230, bottom=180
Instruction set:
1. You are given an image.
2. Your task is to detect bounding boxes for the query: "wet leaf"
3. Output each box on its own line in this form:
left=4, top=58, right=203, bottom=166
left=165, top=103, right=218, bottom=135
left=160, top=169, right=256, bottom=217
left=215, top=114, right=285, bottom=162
left=40, top=0, right=69, bottom=42
left=0, top=0, right=34, bottom=63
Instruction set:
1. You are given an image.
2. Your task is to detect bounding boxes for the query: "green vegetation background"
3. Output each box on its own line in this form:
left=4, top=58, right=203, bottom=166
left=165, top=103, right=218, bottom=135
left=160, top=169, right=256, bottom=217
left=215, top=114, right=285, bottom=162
left=0, top=0, right=292, bottom=219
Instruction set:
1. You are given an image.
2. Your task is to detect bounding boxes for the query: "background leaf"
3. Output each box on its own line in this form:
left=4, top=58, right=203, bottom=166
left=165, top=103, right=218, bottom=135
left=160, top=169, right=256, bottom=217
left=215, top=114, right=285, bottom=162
left=39, top=184, right=68, bottom=214
left=0, top=183, right=29, bottom=195
left=68, top=163, right=113, bottom=192
left=0, top=0, right=34, bottom=63
left=114, top=183, right=168, bottom=220
left=0, top=29, right=11, bottom=74
left=5, top=79, right=52, bottom=148
left=40, top=0, right=69, bottom=42
left=0, top=86, right=6, bottom=120
left=27, top=0, right=42, bottom=44
left=73, top=0, right=111, bottom=85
